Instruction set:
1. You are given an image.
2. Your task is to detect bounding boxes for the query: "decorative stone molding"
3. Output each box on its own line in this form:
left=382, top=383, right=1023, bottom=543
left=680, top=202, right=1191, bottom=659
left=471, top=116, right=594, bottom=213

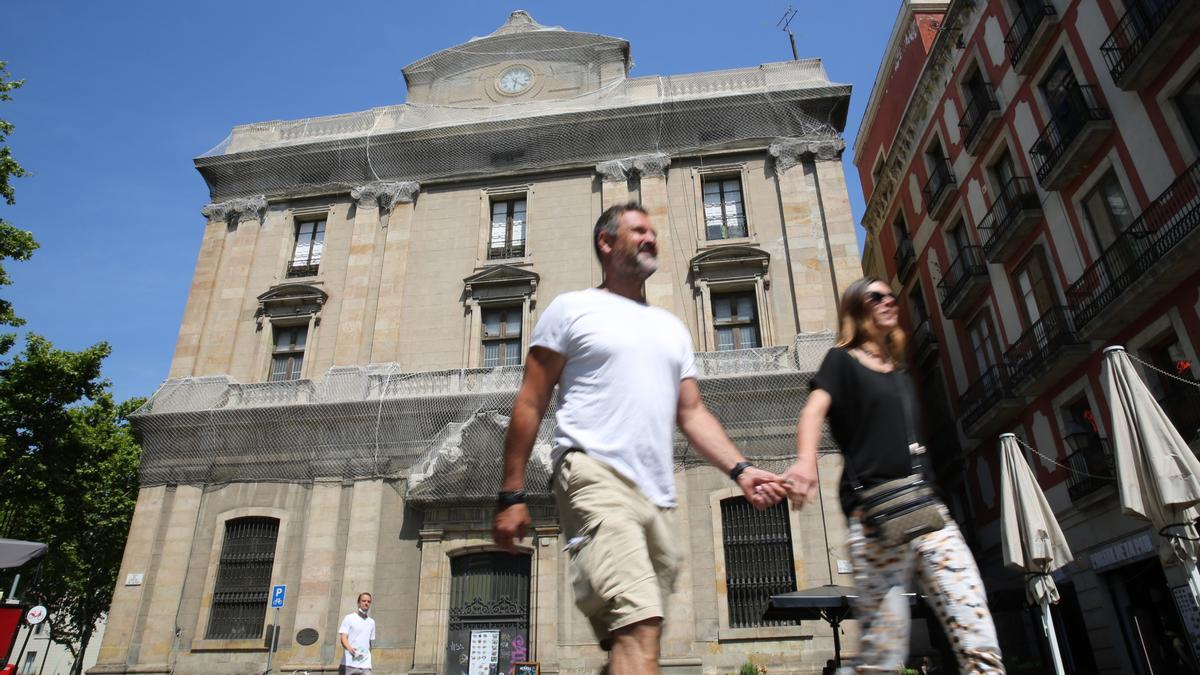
left=689, top=245, right=770, bottom=285
left=255, top=283, right=328, bottom=330
left=462, top=264, right=539, bottom=301
left=631, top=152, right=671, bottom=177
left=201, top=196, right=268, bottom=225
left=350, top=181, right=421, bottom=211
left=595, top=159, right=630, bottom=183
left=768, top=137, right=847, bottom=172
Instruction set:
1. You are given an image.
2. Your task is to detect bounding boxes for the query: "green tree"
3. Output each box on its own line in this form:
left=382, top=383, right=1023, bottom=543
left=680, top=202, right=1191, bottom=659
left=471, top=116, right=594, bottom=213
left=0, top=61, right=39, bottom=349
left=0, top=335, right=143, bottom=675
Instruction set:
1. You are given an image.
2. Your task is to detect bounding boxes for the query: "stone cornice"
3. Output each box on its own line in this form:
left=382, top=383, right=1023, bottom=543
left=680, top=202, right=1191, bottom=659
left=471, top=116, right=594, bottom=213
left=631, top=153, right=671, bottom=177
left=768, top=137, right=847, bottom=172
left=861, top=0, right=976, bottom=237
left=200, top=196, right=267, bottom=224
left=595, top=153, right=671, bottom=180
left=350, top=181, right=421, bottom=211
left=595, top=159, right=630, bottom=182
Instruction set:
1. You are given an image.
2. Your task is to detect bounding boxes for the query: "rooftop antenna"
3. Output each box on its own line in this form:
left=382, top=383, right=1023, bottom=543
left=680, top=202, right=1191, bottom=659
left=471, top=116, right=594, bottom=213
left=777, top=6, right=799, bottom=61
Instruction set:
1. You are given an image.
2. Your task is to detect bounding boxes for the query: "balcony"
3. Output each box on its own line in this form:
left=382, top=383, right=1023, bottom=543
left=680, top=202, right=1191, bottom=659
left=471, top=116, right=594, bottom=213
left=936, top=246, right=989, bottom=319
left=894, top=238, right=916, bottom=281
left=978, top=177, right=1043, bottom=264
left=1004, top=0, right=1059, bottom=73
left=923, top=159, right=958, bottom=219
left=1159, top=384, right=1200, bottom=447
left=911, top=319, right=938, bottom=367
left=1100, top=0, right=1200, bottom=90
left=1030, top=85, right=1113, bottom=190
left=959, top=364, right=1024, bottom=439
left=1066, top=158, right=1200, bottom=339
left=959, top=85, right=1002, bottom=154
left=1066, top=438, right=1115, bottom=504
left=1004, top=306, right=1090, bottom=397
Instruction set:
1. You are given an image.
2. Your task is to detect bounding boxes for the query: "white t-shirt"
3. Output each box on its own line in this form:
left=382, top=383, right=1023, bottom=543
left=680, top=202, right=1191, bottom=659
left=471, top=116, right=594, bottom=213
left=338, top=611, right=376, bottom=668
left=530, top=288, right=697, bottom=507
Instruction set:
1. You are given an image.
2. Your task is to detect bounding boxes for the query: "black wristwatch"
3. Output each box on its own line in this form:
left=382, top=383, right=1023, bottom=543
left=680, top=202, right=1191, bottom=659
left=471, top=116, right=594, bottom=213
left=496, top=490, right=526, bottom=507
left=728, top=461, right=753, bottom=482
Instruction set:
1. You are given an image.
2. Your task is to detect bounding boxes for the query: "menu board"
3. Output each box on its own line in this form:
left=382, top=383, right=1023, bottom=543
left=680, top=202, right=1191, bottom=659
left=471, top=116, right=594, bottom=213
left=468, top=629, right=500, bottom=675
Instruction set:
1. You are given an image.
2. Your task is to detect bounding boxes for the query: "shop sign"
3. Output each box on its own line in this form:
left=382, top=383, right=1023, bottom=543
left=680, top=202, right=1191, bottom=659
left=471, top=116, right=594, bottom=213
left=1089, top=532, right=1154, bottom=572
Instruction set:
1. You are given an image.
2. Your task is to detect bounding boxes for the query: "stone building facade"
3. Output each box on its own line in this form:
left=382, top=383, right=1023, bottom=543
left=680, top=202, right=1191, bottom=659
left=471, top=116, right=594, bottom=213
left=90, top=12, right=864, bottom=675
left=857, top=1, right=1200, bottom=673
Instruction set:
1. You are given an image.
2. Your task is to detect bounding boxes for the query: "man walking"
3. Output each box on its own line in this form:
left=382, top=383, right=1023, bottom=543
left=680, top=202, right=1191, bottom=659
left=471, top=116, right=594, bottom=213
left=338, top=592, right=375, bottom=675
left=493, top=202, right=787, bottom=674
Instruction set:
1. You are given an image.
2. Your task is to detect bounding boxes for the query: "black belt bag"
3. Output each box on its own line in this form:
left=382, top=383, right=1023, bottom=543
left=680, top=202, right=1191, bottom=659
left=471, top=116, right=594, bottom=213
left=848, top=369, right=946, bottom=547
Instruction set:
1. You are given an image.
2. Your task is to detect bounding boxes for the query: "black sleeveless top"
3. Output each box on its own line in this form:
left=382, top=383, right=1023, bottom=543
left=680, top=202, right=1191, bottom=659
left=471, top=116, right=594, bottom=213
left=810, top=347, right=922, bottom=516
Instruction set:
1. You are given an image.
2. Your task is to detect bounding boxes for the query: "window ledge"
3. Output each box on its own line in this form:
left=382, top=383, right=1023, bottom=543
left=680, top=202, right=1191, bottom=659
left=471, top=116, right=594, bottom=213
left=191, top=638, right=270, bottom=652
left=477, top=255, right=534, bottom=269
left=717, top=624, right=812, bottom=641
left=699, top=235, right=757, bottom=249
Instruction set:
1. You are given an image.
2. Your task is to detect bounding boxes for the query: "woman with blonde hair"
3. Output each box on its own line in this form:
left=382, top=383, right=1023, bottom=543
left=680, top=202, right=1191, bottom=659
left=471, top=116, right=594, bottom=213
left=783, top=277, right=1003, bottom=673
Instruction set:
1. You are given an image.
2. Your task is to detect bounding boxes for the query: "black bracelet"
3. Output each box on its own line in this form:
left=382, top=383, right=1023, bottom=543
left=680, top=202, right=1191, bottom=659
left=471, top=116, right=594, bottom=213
left=496, top=490, right=526, bottom=507
left=728, top=461, right=753, bottom=482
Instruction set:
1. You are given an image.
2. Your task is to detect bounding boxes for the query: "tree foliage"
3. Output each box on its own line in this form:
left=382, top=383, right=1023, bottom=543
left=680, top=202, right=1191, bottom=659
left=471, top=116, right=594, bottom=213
left=0, top=335, right=143, bottom=674
left=0, top=61, right=39, bottom=341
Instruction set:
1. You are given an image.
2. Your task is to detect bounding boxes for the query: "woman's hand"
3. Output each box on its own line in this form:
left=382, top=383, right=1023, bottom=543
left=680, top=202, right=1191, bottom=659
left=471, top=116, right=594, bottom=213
left=781, top=460, right=819, bottom=507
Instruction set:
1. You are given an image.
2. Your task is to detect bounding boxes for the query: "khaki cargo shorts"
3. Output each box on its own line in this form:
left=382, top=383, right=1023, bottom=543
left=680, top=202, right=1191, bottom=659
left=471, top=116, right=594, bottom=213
left=553, top=451, right=681, bottom=640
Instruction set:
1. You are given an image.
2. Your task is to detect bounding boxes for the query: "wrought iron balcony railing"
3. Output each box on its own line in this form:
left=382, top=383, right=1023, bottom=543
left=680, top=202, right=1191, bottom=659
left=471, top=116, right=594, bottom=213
left=487, top=242, right=526, bottom=260
left=936, top=246, right=988, bottom=315
left=1030, top=85, right=1111, bottom=186
left=959, top=363, right=1017, bottom=433
left=286, top=262, right=320, bottom=278
left=922, top=159, right=957, bottom=216
left=894, top=238, right=916, bottom=280
left=911, top=319, right=938, bottom=366
left=959, top=84, right=1001, bottom=151
left=1004, top=0, right=1058, bottom=67
left=1004, top=306, right=1082, bottom=390
left=1100, top=0, right=1182, bottom=85
left=1066, top=438, right=1115, bottom=503
left=978, top=177, right=1042, bottom=261
left=1066, top=158, right=1200, bottom=332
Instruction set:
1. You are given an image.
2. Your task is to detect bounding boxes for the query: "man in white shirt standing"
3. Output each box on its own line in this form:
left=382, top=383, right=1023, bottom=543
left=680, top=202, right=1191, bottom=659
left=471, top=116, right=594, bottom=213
left=338, top=592, right=376, bottom=675
left=493, top=202, right=788, bottom=674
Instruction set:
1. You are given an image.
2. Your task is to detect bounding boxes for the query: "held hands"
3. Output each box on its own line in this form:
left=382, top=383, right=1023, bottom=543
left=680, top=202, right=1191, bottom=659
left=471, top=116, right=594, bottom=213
left=780, top=460, right=819, bottom=508
left=492, top=503, right=530, bottom=552
left=735, top=466, right=790, bottom=510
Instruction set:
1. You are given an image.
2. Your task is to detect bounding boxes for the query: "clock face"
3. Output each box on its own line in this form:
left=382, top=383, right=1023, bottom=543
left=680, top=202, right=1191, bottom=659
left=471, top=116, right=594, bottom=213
left=498, top=67, right=533, bottom=94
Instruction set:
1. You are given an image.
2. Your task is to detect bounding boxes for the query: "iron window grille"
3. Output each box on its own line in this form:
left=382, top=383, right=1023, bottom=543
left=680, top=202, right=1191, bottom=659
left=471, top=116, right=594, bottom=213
left=206, top=517, right=279, bottom=640
left=720, top=497, right=797, bottom=628
left=488, top=198, right=527, bottom=260
left=703, top=176, right=749, bottom=240
left=978, top=177, right=1041, bottom=256
left=712, top=291, right=760, bottom=351
left=269, top=325, right=307, bottom=382
left=959, top=80, right=1000, bottom=148
left=482, top=306, right=522, bottom=367
left=1029, top=84, right=1111, bottom=184
left=922, top=158, right=956, bottom=213
left=1066, top=438, right=1115, bottom=502
left=287, top=220, right=325, bottom=278
left=446, top=552, right=530, bottom=674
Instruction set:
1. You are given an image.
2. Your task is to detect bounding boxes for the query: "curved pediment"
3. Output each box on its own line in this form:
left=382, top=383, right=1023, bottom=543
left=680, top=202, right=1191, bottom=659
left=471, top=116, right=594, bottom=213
left=256, top=283, right=328, bottom=323
left=689, top=245, right=770, bottom=275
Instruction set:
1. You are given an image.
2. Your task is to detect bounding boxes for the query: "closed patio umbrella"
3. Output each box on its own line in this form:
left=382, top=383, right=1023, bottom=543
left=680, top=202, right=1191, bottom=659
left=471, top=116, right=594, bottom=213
left=999, top=433, right=1072, bottom=675
left=1101, top=346, right=1200, bottom=605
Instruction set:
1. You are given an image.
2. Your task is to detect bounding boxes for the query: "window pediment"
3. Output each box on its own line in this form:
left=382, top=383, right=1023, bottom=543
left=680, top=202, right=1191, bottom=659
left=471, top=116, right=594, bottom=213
left=256, top=283, right=328, bottom=327
left=689, top=245, right=770, bottom=282
left=463, top=264, right=539, bottom=301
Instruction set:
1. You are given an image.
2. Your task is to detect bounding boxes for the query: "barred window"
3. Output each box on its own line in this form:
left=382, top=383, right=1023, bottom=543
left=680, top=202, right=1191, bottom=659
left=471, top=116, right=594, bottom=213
left=703, top=176, right=748, bottom=240
left=712, top=291, right=760, bottom=351
left=721, top=497, right=797, bottom=628
left=482, top=306, right=522, bottom=367
left=488, top=198, right=526, bottom=259
left=269, top=326, right=306, bottom=382
left=206, top=517, right=279, bottom=640
left=287, top=219, right=325, bottom=278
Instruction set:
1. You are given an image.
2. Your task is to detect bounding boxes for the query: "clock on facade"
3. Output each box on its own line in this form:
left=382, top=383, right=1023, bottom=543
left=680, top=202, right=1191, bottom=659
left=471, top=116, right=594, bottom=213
left=497, top=66, right=534, bottom=94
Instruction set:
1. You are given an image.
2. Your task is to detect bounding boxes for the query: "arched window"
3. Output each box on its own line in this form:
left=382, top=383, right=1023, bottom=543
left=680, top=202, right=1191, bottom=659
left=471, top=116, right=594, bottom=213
left=720, top=497, right=797, bottom=628
left=206, top=517, right=279, bottom=639
left=445, top=552, right=531, bottom=675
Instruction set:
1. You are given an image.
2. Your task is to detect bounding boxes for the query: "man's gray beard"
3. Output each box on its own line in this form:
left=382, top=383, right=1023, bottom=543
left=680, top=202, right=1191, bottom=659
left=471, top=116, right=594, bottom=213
left=631, top=252, right=658, bottom=279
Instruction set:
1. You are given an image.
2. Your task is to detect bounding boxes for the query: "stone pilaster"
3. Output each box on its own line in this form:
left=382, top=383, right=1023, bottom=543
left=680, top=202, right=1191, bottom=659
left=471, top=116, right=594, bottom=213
left=595, top=159, right=631, bottom=206
left=286, top=480, right=344, bottom=667
left=631, top=153, right=681, bottom=315
left=169, top=218, right=231, bottom=378
left=194, top=197, right=268, bottom=376
left=410, top=530, right=447, bottom=673
left=338, top=480, right=384, bottom=615
left=136, top=485, right=203, bottom=667
left=367, top=183, right=420, bottom=364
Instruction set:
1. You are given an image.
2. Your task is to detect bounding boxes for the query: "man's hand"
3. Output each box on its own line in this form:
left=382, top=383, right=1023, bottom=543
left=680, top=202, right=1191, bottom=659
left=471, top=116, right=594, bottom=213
left=781, top=460, right=819, bottom=508
left=492, top=503, right=530, bottom=551
left=736, top=466, right=788, bottom=510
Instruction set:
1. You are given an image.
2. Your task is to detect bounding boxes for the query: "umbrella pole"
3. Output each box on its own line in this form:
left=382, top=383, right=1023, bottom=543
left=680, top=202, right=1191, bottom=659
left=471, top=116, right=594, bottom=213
left=1040, top=600, right=1066, bottom=675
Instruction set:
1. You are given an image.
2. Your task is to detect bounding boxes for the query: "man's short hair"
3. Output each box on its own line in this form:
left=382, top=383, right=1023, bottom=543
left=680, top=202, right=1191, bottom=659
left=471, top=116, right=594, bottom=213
left=358, top=592, right=372, bottom=602
left=593, top=201, right=648, bottom=262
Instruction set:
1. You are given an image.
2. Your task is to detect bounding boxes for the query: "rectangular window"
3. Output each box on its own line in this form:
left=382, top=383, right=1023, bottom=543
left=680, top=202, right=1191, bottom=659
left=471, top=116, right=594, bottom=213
left=990, top=148, right=1019, bottom=190
left=1040, top=53, right=1082, bottom=123
left=1012, top=248, right=1055, bottom=327
left=19, top=652, right=36, bottom=675
left=720, top=498, right=796, bottom=628
left=893, top=213, right=911, bottom=243
left=712, top=291, right=760, bottom=351
left=703, top=176, right=748, bottom=240
left=287, top=219, right=325, bottom=278
left=488, top=198, right=526, bottom=259
left=947, top=218, right=972, bottom=259
left=269, top=325, right=307, bottom=382
left=1081, top=169, right=1134, bottom=251
left=206, top=517, right=279, bottom=640
left=481, top=306, right=522, bottom=367
left=967, top=311, right=1002, bottom=375
left=1174, top=70, right=1200, bottom=150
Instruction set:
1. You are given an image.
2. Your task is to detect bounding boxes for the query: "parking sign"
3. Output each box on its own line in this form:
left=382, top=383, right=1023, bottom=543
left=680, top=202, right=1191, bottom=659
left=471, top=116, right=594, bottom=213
left=271, top=585, right=286, bottom=608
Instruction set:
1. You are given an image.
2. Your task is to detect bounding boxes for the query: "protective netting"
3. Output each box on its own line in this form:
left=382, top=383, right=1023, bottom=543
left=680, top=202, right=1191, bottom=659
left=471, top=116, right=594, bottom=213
left=131, top=332, right=838, bottom=503
left=194, top=12, right=850, bottom=201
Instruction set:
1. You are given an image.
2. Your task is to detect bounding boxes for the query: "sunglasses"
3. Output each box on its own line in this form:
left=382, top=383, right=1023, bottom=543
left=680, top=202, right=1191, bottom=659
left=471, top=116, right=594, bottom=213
left=865, top=290, right=898, bottom=306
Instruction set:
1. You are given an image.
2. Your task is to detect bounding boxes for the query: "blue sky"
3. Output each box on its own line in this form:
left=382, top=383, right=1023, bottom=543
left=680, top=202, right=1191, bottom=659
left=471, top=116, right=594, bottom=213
left=1, top=1, right=895, bottom=402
